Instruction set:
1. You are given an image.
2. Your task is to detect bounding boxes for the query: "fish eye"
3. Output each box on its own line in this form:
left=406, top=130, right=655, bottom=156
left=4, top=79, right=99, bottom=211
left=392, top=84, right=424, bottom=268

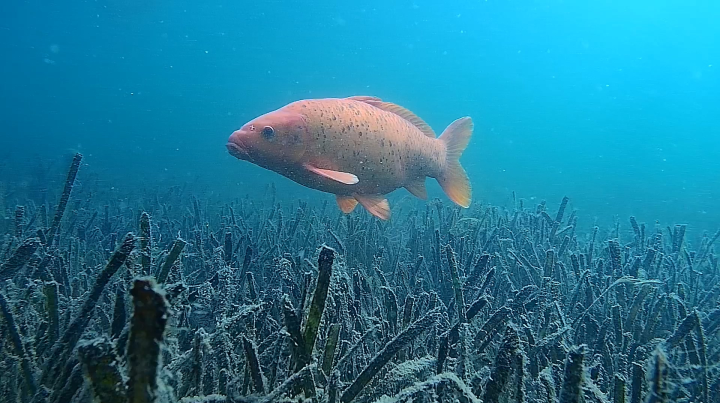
left=261, top=125, right=275, bottom=139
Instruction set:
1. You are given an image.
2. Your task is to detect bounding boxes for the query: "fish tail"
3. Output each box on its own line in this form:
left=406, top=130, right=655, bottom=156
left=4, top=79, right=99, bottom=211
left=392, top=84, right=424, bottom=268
left=437, top=117, right=473, bottom=208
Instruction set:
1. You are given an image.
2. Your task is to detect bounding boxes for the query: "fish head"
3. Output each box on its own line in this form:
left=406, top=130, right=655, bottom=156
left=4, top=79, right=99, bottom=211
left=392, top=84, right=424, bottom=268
left=227, top=109, right=308, bottom=167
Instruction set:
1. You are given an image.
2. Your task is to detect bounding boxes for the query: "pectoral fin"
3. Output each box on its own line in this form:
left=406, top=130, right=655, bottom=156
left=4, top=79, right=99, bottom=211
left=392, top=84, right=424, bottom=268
left=336, top=195, right=358, bottom=213
left=304, top=164, right=359, bottom=185
left=355, top=194, right=391, bottom=220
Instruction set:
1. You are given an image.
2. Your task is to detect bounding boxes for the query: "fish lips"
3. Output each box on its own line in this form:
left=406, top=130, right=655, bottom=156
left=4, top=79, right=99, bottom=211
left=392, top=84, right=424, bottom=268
left=226, top=141, right=251, bottom=161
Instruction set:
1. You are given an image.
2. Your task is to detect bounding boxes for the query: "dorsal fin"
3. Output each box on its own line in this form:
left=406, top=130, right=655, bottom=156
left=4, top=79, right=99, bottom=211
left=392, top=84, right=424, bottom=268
left=346, top=95, right=383, bottom=102
left=346, top=96, right=436, bottom=138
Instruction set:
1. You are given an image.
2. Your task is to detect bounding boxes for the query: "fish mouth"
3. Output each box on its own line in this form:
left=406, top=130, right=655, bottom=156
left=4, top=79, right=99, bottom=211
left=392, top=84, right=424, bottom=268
left=226, top=142, right=250, bottom=160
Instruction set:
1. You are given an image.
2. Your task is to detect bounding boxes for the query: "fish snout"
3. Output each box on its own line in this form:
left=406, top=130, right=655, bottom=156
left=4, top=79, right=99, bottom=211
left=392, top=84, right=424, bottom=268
left=226, top=130, right=250, bottom=160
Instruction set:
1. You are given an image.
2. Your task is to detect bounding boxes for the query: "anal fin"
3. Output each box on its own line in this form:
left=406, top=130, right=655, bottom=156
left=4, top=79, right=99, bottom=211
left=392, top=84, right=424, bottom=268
left=304, top=163, right=359, bottom=185
left=336, top=195, right=358, bottom=214
left=405, top=177, right=428, bottom=200
left=355, top=194, right=391, bottom=220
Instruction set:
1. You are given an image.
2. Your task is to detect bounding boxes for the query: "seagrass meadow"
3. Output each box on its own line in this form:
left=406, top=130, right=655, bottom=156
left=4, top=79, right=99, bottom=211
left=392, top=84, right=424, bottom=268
left=0, top=154, right=719, bottom=403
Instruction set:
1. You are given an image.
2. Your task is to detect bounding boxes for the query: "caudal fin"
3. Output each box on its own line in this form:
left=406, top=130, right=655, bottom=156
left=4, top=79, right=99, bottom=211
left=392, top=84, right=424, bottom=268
left=437, top=117, right=473, bottom=208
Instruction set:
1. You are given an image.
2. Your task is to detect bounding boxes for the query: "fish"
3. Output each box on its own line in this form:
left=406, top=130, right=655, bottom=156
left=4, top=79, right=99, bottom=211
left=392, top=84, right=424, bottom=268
left=226, top=96, right=473, bottom=220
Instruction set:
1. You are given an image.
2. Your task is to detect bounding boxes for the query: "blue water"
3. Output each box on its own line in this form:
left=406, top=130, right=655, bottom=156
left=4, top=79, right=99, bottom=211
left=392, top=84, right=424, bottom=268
left=1, top=0, right=719, bottom=234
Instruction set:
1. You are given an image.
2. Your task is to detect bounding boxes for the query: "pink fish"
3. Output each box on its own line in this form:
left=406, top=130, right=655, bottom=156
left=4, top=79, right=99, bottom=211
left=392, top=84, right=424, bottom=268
left=227, top=96, right=473, bottom=219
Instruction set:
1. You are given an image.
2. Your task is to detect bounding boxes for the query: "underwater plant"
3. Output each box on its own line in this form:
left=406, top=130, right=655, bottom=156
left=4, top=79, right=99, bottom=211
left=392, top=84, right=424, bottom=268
left=0, top=181, right=7, bottom=234
left=0, top=154, right=719, bottom=403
